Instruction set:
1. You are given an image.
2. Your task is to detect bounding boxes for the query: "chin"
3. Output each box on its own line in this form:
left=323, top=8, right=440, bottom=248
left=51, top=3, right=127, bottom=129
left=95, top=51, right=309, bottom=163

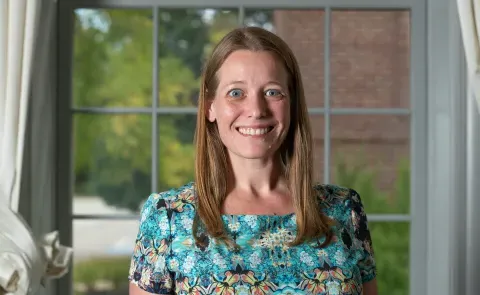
left=230, top=148, right=278, bottom=160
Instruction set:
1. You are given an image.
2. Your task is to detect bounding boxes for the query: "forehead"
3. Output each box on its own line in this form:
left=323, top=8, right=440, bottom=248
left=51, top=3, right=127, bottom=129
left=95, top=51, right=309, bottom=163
left=216, top=50, right=288, bottom=86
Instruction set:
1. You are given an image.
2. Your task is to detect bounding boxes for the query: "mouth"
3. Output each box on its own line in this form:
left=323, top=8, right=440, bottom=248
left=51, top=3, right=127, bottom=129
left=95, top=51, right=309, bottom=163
left=236, top=126, right=275, bottom=136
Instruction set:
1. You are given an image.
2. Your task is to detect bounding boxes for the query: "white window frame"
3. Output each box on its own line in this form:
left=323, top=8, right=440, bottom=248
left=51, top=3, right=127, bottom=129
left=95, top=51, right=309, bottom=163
left=425, top=0, right=469, bottom=294
left=47, top=0, right=471, bottom=294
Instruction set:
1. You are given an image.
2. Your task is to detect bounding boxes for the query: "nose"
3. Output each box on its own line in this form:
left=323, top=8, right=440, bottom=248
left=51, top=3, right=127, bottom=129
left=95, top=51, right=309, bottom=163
left=247, top=92, right=268, bottom=118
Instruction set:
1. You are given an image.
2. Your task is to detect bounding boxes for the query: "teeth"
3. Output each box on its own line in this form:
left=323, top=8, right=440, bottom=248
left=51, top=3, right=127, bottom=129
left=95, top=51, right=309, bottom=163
left=238, top=127, right=271, bottom=135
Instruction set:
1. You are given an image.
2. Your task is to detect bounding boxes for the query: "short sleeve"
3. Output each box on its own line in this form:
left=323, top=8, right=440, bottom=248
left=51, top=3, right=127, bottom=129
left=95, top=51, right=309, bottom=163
left=348, top=189, right=377, bottom=283
left=128, top=193, right=174, bottom=294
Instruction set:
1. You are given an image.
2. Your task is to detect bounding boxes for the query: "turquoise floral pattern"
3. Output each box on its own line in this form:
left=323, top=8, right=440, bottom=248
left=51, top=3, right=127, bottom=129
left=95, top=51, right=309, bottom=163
left=128, top=182, right=376, bottom=294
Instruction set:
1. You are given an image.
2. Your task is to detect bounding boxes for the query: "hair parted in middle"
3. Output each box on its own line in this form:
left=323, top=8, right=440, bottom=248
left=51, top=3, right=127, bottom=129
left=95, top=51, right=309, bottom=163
left=193, top=26, right=334, bottom=248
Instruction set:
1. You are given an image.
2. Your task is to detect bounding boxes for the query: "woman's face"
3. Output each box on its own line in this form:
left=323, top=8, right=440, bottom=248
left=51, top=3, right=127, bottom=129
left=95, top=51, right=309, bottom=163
left=207, top=50, right=291, bottom=161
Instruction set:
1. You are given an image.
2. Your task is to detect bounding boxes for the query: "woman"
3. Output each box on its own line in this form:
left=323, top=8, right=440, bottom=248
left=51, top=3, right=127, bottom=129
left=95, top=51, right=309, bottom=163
left=128, top=26, right=378, bottom=295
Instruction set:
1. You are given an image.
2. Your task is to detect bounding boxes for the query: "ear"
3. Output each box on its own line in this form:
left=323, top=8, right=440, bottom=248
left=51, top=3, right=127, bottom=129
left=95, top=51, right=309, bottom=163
left=206, top=100, right=216, bottom=122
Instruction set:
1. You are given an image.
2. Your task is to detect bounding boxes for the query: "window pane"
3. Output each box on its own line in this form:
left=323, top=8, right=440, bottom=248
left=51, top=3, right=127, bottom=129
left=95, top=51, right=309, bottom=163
left=158, top=8, right=239, bottom=106
left=370, top=222, right=410, bottom=295
left=73, top=114, right=152, bottom=215
left=73, top=9, right=153, bottom=107
left=158, top=114, right=196, bottom=191
left=244, top=9, right=325, bottom=108
left=330, top=10, right=410, bottom=108
left=329, top=114, right=410, bottom=214
left=73, top=219, right=137, bottom=295
left=310, top=115, right=325, bottom=183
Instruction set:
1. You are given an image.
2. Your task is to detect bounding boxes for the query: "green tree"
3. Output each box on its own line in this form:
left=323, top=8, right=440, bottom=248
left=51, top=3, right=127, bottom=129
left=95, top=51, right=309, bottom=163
left=73, top=9, right=205, bottom=211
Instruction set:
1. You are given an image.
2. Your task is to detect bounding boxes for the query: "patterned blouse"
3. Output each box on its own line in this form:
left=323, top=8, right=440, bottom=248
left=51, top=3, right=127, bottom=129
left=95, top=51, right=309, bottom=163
left=128, top=182, right=376, bottom=295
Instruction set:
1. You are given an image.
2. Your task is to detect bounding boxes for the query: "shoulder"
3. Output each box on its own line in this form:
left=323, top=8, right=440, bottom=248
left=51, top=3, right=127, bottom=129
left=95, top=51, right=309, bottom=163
left=313, top=183, right=366, bottom=224
left=313, top=183, right=361, bottom=207
left=140, top=182, right=196, bottom=219
left=315, top=184, right=376, bottom=280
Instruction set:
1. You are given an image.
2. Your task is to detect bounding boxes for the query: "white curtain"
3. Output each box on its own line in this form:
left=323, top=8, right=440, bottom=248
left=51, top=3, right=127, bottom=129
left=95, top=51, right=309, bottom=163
left=457, top=0, right=480, bottom=112
left=0, top=1, right=72, bottom=295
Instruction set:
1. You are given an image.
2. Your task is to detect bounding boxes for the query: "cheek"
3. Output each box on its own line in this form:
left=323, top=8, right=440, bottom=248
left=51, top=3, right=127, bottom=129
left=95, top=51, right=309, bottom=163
left=222, top=105, right=236, bottom=118
left=272, top=102, right=290, bottom=126
left=215, top=104, right=238, bottom=127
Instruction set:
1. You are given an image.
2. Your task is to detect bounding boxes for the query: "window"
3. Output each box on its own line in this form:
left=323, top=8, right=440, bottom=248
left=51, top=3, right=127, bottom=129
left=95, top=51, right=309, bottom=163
left=57, top=1, right=427, bottom=294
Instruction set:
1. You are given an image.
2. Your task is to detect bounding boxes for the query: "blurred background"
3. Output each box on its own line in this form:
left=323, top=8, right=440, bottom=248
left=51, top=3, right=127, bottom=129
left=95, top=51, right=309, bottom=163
left=71, top=8, right=411, bottom=295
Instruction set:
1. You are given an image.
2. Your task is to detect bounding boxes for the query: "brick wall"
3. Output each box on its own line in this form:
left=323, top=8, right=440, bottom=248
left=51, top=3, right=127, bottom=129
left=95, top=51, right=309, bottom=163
left=273, top=10, right=410, bottom=193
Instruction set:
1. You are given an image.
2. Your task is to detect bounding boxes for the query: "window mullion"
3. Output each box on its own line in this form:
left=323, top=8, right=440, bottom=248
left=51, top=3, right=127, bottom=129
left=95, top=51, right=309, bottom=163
left=238, top=6, right=245, bottom=26
left=323, top=7, right=331, bottom=184
left=152, top=7, right=160, bottom=194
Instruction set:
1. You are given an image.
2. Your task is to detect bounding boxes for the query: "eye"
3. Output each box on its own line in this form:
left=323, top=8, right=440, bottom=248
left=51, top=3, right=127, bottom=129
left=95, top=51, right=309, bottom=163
left=265, top=89, right=285, bottom=98
left=227, top=89, right=244, bottom=99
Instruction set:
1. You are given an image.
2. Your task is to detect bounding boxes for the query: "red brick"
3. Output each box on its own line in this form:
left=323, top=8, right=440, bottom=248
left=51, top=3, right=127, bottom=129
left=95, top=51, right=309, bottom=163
left=274, top=10, right=411, bottom=197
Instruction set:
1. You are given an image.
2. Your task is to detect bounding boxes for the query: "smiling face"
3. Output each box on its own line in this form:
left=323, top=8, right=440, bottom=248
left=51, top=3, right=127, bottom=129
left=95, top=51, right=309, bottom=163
left=207, top=50, right=291, bottom=161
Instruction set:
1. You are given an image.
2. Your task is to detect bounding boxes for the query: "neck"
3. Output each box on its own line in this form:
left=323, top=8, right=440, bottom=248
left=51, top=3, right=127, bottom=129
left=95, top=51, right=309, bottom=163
left=226, top=153, right=287, bottom=195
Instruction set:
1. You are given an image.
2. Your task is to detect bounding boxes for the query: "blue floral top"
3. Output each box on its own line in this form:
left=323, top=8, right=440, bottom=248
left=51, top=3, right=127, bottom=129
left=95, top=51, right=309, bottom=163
left=128, top=182, right=376, bottom=294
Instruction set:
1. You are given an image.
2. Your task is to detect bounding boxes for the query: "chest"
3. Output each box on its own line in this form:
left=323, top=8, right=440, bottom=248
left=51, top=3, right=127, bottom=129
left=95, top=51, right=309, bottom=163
left=166, top=213, right=365, bottom=294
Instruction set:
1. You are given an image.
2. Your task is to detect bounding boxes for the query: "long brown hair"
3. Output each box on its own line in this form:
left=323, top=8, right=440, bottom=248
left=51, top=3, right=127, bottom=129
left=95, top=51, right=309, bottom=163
left=193, top=26, right=333, bottom=247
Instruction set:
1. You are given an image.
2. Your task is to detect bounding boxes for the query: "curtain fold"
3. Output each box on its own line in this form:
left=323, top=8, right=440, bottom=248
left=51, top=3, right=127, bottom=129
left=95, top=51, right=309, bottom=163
left=457, top=1, right=480, bottom=293
left=457, top=0, right=480, bottom=112
left=0, top=1, right=72, bottom=294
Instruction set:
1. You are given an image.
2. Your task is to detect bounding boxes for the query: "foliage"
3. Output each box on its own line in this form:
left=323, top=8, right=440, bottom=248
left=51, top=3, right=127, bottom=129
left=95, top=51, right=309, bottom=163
left=74, top=257, right=130, bottom=295
left=334, top=155, right=410, bottom=295
left=73, top=9, right=210, bottom=210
